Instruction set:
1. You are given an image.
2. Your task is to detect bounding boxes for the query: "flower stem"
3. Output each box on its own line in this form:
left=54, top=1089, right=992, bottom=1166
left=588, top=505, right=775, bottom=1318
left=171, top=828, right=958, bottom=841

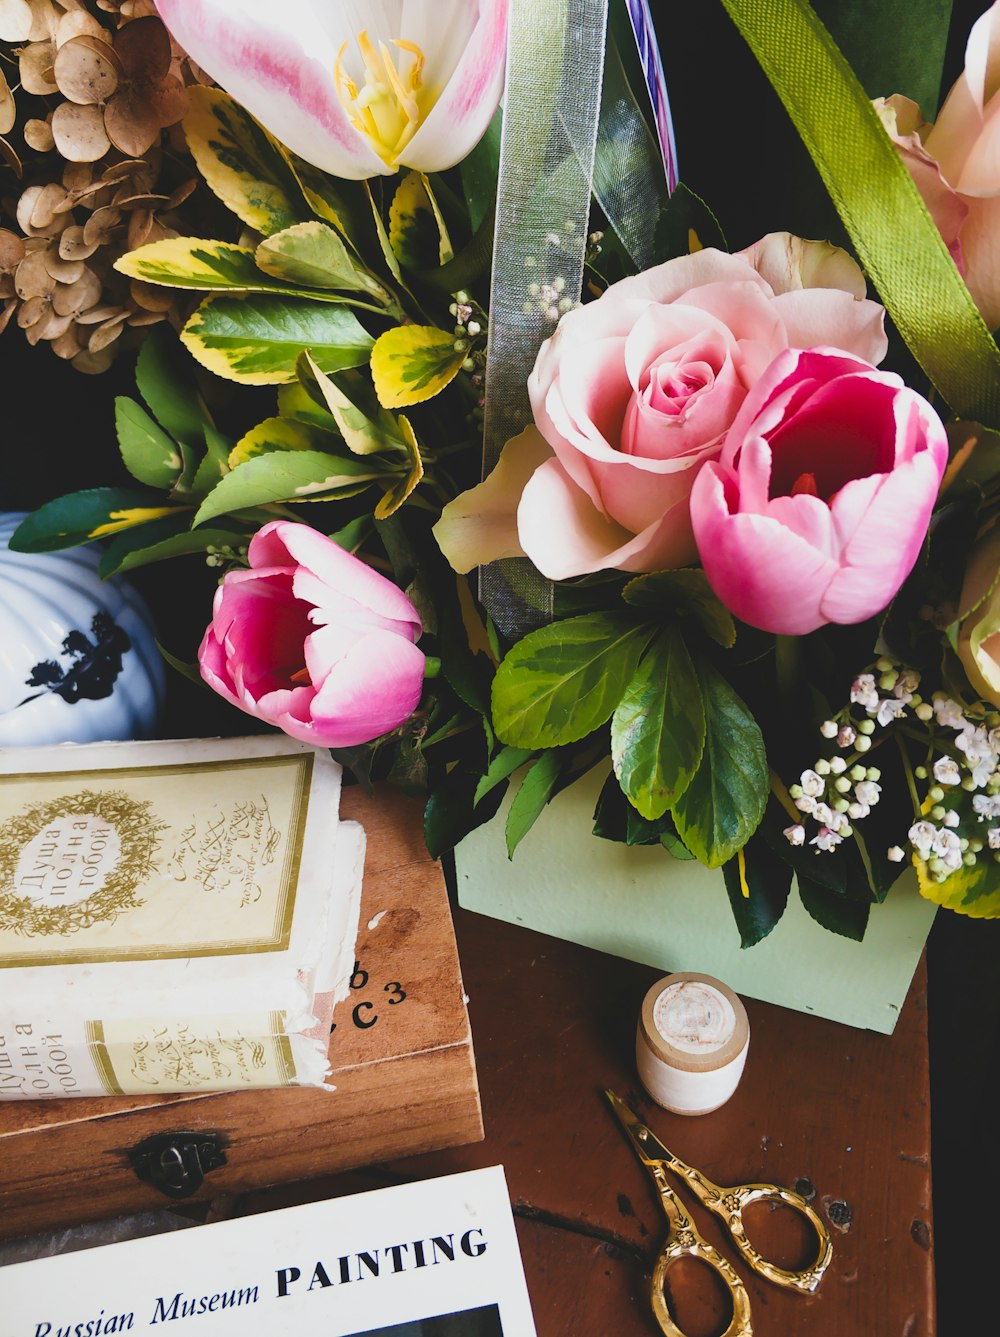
left=895, top=731, right=923, bottom=819
left=774, top=634, right=799, bottom=697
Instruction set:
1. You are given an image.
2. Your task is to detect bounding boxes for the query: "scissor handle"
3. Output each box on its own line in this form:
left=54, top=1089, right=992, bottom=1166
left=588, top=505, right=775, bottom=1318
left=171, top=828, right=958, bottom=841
left=665, top=1157, right=833, bottom=1294
left=647, top=1163, right=754, bottom=1337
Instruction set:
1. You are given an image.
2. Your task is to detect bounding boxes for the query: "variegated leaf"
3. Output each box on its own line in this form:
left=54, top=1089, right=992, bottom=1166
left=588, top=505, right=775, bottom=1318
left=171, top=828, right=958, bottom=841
left=370, top=324, right=466, bottom=408
left=181, top=295, right=374, bottom=386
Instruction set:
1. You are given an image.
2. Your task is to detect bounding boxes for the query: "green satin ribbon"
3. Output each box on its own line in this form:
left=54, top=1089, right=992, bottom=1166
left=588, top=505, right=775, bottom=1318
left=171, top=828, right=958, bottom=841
left=721, top=0, right=1000, bottom=428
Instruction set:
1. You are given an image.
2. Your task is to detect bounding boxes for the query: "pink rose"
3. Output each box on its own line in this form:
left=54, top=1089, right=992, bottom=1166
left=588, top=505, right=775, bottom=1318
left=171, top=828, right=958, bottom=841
left=879, top=2, right=1000, bottom=327
left=434, top=235, right=887, bottom=579
left=199, top=521, right=424, bottom=747
left=689, top=347, right=949, bottom=635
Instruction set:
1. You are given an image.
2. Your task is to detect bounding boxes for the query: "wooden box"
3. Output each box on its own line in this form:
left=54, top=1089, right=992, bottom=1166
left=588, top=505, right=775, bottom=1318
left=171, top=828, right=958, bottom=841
left=0, top=787, right=483, bottom=1241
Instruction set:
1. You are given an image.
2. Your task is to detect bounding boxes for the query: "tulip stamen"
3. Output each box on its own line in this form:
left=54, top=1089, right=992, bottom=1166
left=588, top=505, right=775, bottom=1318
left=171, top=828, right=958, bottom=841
left=334, top=31, right=428, bottom=168
left=290, top=667, right=312, bottom=686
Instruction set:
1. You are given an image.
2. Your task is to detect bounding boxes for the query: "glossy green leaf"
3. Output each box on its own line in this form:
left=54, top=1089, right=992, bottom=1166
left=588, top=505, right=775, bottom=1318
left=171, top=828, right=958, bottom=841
left=183, top=86, right=303, bottom=235
left=722, top=838, right=794, bottom=947
left=371, top=324, right=467, bottom=408
left=623, top=569, right=737, bottom=647
left=475, top=746, right=536, bottom=807
left=134, top=329, right=205, bottom=446
left=228, top=416, right=340, bottom=467
left=255, top=222, right=375, bottom=294
left=8, top=488, right=171, bottom=552
left=506, top=751, right=563, bottom=857
left=115, top=397, right=183, bottom=489
left=194, top=449, right=382, bottom=524
left=670, top=664, right=768, bottom=868
left=181, top=296, right=374, bottom=385
left=492, top=612, right=654, bottom=748
left=798, top=874, right=871, bottom=941
left=611, top=626, right=706, bottom=820
left=296, top=351, right=403, bottom=454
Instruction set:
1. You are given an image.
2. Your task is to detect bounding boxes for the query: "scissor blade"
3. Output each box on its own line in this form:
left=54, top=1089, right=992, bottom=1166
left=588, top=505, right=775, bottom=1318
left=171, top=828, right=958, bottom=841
left=604, top=1089, right=673, bottom=1165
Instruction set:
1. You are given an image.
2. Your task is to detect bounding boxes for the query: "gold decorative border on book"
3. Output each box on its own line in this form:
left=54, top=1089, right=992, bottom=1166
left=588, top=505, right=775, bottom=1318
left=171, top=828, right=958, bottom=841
left=0, top=753, right=313, bottom=968
left=85, top=1020, right=122, bottom=1096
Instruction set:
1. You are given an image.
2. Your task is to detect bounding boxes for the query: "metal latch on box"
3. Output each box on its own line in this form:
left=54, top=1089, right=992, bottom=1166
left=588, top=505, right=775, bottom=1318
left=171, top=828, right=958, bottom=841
left=127, top=1131, right=228, bottom=1199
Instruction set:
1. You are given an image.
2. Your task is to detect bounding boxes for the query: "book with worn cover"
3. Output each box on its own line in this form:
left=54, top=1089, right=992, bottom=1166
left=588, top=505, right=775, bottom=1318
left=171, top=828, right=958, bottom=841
left=4, top=1165, right=537, bottom=1337
left=0, top=735, right=364, bottom=1098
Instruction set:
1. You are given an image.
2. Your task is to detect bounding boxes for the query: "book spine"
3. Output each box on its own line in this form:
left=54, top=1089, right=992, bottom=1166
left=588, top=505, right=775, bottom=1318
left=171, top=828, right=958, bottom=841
left=0, top=1011, right=312, bottom=1099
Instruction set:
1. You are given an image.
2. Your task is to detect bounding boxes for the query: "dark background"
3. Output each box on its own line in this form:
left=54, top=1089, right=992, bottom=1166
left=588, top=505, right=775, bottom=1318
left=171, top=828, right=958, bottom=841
left=3, top=2, right=998, bottom=1330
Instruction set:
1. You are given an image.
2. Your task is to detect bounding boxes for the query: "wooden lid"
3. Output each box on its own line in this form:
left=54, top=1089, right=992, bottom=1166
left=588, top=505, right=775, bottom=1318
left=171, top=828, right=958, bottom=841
left=638, top=972, right=749, bottom=1074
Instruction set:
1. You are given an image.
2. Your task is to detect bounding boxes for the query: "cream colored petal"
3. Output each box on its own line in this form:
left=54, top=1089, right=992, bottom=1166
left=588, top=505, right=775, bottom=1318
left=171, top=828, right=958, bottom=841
left=432, top=426, right=552, bottom=574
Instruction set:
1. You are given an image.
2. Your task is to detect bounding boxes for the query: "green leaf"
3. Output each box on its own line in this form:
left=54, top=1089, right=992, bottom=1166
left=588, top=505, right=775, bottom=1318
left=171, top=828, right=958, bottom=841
left=115, top=397, right=183, bottom=489
left=611, top=626, right=706, bottom=820
left=812, top=0, right=952, bottom=116
left=623, top=569, right=737, bottom=648
left=722, top=839, right=794, bottom=947
left=389, top=171, right=443, bottom=270
left=914, top=851, right=1000, bottom=917
left=371, top=324, right=467, bottom=408
left=115, top=238, right=354, bottom=304
left=135, top=328, right=205, bottom=446
left=296, top=351, right=403, bottom=455
left=98, top=516, right=242, bottom=578
left=328, top=514, right=371, bottom=553
left=181, top=295, right=374, bottom=386
left=460, top=107, right=501, bottom=234
left=255, top=222, right=377, bottom=294
left=158, top=642, right=204, bottom=686
left=193, top=450, right=382, bottom=523
left=8, top=488, right=173, bottom=552
left=389, top=171, right=453, bottom=269
left=424, top=764, right=505, bottom=859
left=492, top=612, right=655, bottom=748
left=364, top=179, right=405, bottom=287
left=189, top=425, right=234, bottom=497
left=670, top=663, right=768, bottom=868
left=798, top=874, right=871, bottom=941
left=373, top=415, right=424, bottom=519
left=280, top=151, right=368, bottom=236
left=475, top=746, right=536, bottom=807
left=182, top=86, right=303, bottom=235
left=652, top=183, right=728, bottom=265
left=228, top=416, right=340, bottom=467
left=277, top=381, right=339, bottom=433
left=506, top=751, right=563, bottom=857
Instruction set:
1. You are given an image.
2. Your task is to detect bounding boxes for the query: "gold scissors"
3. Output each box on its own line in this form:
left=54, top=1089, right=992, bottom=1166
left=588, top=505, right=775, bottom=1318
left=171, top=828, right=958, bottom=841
left=605, top=1090, right=833, bottom=1337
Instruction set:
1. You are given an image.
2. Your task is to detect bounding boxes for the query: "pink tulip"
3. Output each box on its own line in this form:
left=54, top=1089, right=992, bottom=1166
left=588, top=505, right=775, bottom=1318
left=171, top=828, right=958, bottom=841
left=156, top=0, right=507, bottom=178
left=689, top=347, right=948, bottom=635
left=199, top=521, right=425, bottom=747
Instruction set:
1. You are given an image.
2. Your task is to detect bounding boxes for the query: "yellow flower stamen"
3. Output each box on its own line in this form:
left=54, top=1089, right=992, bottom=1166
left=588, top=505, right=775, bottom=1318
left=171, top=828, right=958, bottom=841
left=333, top=30, right=428, bottom=168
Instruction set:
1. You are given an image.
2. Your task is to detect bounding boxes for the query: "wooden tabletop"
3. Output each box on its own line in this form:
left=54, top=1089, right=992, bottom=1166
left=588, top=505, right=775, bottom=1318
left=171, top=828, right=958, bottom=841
left=231, top=901, right=934, bottom=1337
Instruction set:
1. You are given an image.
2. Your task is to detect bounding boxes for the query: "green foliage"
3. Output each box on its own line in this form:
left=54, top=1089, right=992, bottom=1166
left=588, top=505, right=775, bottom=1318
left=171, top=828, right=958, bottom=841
left=722, top=838, right=794, bottom=947
left=670, top=664, right=768, bottom=868
left=506, top=751, right=563, bottom=857
left=492, top=612, right=655, bottom=748
left=611, top=627, right=706, bottom=821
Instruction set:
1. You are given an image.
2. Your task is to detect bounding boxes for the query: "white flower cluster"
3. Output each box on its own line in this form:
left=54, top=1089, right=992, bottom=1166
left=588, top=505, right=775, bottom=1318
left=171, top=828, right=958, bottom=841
left=782, top=655, right=1000, bottom=885
left=785, top=759, right=882, bottom=854
left=904, top=692, right=1000, bottom=883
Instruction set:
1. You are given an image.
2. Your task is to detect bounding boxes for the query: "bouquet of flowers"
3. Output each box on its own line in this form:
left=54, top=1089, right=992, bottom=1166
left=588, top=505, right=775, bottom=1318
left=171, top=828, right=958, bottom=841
left=6, top=0, right=1000, bottom=945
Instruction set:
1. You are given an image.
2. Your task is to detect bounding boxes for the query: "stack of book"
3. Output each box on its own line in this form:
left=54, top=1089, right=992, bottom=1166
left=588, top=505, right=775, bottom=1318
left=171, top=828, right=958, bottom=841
left=0, top=736, right=364, bottom=1099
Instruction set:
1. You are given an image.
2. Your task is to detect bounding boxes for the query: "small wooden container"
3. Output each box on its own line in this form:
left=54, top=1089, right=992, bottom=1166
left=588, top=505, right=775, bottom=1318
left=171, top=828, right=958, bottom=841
left=636, top=972, right=750, bottom=1115
left=0, top=787, right=483, bottom=1241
